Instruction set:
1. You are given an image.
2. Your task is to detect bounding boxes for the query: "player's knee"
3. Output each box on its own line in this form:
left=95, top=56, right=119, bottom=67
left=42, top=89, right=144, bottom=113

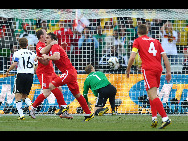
left=74, top=93, right=81, bottom=99
left=43, top=89, right=51, bottom=98
left=15, top=93, right=22, bottom=102
left=49, top=83, right=56, bottom=91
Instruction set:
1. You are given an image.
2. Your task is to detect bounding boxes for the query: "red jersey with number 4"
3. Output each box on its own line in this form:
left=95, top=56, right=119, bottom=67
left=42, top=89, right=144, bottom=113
left=133, top=35, right=165, bottom=71
left=36, top=41, right=54, bottom=74
left=49, top=44, right=74, bottom=73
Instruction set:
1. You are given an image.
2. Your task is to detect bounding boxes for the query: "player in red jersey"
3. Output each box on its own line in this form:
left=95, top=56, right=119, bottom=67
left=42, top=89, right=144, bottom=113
left=29, top=29, right=73, bottom=119
left=126, top=24, right=171, bottom=129
left=41, top=32, right=94, bottom=121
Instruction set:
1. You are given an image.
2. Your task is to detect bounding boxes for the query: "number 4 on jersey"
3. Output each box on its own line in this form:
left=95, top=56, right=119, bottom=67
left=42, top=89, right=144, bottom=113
left=148, top=42, right=157, bottom=56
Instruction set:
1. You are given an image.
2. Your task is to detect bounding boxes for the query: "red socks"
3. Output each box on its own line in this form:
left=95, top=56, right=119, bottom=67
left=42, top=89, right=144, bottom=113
left=151, top=98, right=167, bottom=118
left=32, top=93, right=45, bottom=108
left=51, top=88, right=67, bottom=107
left=149, top=99, right=157, bottom=117
left=33, top=92, right=91, bottom=115
left=76, top=95, right=91, bottom=114
left=33, top=89, right=67, bottom=109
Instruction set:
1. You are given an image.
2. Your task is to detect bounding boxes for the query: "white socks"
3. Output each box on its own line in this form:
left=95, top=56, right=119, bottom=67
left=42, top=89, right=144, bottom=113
left=25, top=98, right=32, bottom=106
left=152, top=116, right=169, bottom=122
left=16, top=98, right=32, bottom=117
left=16, top=101, right=24, bottom=117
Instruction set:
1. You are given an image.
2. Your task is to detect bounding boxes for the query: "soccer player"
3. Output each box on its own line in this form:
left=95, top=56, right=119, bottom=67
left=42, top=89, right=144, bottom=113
left=41, top=32, right=94, bottom=121
left=126, top=24, right=172, bottom=129
left=6, top=38, right=37, bottom=120
left=29, top=29, right=72, bottom=119
left=83, top=64, right=117, bottom=116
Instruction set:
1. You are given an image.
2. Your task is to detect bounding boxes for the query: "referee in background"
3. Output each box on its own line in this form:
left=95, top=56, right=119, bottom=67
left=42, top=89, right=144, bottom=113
left=6, top=38, right=37, bottom=120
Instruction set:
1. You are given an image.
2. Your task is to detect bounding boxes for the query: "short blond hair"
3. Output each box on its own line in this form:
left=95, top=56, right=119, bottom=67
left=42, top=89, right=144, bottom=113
left=85, top=64, right=93, bottom=74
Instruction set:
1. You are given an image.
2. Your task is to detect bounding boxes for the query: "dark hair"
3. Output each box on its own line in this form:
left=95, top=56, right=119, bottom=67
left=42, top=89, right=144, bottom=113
left=36, top=29, right=44, bottom=39
left=85, top=64, right=93, bottom=74
left=18, top=37, right=28, bottom=48
left=137, top=24, right=147, bottom=35
left=47, top=32, right=57, bottom=40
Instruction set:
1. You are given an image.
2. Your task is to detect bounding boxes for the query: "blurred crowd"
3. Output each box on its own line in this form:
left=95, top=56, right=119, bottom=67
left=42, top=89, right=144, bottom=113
left=0, top=16, right=188, bottom=73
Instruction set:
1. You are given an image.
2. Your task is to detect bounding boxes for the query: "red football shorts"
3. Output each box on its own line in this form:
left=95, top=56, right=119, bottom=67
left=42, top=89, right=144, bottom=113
left=142, top=69, right=162, bottom=91
left=51, top=68, right=80, bottom=95
left=37, top=72, right=59, bottom=89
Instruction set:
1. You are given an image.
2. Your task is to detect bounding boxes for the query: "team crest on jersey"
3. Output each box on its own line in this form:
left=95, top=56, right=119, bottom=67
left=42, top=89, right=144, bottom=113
left=38, top=47, right=42, bottom=50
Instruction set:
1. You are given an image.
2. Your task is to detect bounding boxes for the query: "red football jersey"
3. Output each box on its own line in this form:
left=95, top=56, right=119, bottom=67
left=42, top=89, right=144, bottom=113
left=133, top=35, right=165, bottom=71
left=36, top=41, right=54, bottom=74
left=49, top=44, right=74, bottom=73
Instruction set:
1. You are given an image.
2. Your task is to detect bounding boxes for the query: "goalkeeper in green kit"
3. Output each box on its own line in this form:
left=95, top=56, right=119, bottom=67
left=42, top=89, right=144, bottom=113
left=83, top=64, right=117, bottom=116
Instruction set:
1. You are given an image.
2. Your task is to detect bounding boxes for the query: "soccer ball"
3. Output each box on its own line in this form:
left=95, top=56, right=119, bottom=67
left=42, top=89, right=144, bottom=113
left=108, top=57, right=119, bottom=70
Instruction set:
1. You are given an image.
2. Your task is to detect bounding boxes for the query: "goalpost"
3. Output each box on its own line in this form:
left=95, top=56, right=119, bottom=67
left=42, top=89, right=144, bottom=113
left=0, top=9, right=188, bottom=115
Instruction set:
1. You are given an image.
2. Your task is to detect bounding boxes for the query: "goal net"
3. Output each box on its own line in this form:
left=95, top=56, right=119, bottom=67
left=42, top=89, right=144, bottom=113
left=0, top=9, right=188, bottom=115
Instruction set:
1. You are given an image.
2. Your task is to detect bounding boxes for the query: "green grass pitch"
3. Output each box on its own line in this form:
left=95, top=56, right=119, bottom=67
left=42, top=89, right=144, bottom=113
left=0, top=114, right=187, bottom=131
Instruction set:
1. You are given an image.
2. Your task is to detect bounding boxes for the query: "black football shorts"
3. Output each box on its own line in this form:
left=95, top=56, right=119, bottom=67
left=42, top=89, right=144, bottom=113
left=13, top=73, right=33, bottom=95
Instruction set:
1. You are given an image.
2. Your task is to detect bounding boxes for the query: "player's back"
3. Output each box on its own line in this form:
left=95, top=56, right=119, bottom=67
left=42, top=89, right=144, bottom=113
left=85, top=71, right=110, bottom=91
left=36, top=41, right=54, bottom=74
left=14, top=48, right=36, bottom=74
left=133, top=35, right=165, bottom=71
left=50, top=44, right=74, bottom=72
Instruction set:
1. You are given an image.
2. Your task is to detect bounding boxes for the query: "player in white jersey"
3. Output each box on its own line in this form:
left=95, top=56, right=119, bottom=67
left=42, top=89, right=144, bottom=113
left=6, top=38, right=37, bottom=120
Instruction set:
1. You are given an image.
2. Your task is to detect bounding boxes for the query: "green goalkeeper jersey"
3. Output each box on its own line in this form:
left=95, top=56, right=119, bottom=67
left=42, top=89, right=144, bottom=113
left=83, top=71, right=111, bottom=103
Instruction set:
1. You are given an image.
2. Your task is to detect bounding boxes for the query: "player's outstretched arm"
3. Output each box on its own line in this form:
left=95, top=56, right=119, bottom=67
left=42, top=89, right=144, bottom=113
left=42, top=53, right=60, bottom=61
left=162, top=53, right=171, bottom=83
left=126, top=52, right=136, bottom=78
left=37, top=56, right=49, bottom=66
left=40, top=40, right=57, bottom=54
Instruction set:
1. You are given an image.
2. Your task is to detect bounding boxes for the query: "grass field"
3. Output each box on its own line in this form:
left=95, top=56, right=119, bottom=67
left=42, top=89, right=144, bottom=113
left=0, top=114, right=187, bottom=131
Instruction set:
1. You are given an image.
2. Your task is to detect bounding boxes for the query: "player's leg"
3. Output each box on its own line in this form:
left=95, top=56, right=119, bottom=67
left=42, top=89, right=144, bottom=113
left=22, top=74, right=33, bottom=107
left=22, top=94, right=32, bottom=106
left=68, top=82, right=93, bottom=121
left=15, top=93, right=25, bottom=120
left=149, top=99, right=158, bottom=127
left=32, top=89, right=51, bottom=107
left=49, top=78, right=74, bottom=119
left=14, top=74, right=25, bottom=120
left=147, top=87, right=158, bottom=127
left=143, top=69, right=171, bottom=128
left=50, top=73, right=67, bottom=109
left=94, top=96, right=109, bottom=116
left=148, top=88, right=171, bottom=129
left=108, top=84, right=117, bottom=114
left=49, top=83, right=69, bottom=116
left=29, top=73, right=51, bottom=119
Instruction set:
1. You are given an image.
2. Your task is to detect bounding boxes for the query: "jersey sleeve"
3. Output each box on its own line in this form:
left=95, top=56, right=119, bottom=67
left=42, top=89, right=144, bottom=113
left=133, top=39, right=139, bottom=50
left=13, top=52, right=19, bottom=62
left=51, top=45, right=60, bottom=55
left=36, top=45, right=43, bottom=53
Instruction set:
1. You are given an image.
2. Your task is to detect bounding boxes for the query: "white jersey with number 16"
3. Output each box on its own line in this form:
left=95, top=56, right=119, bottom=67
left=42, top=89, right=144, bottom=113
left=13, top=48, right=37, bottom=74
